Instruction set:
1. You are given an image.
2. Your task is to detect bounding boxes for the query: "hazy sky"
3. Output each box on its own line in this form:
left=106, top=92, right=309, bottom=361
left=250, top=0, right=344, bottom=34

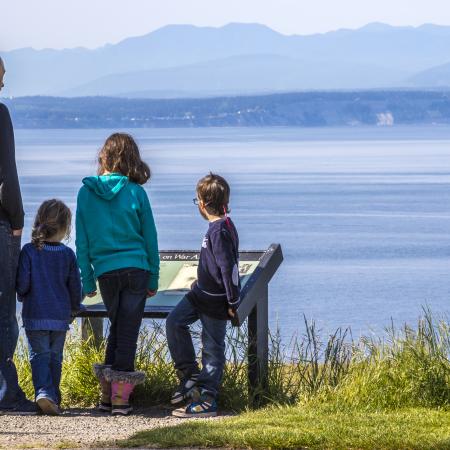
left=2, top=0, right=450, bottom=51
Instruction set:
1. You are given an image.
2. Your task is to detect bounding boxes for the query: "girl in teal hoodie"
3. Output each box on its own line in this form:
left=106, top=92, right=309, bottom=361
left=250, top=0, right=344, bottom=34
left=76, top=133, right=159, bottom=416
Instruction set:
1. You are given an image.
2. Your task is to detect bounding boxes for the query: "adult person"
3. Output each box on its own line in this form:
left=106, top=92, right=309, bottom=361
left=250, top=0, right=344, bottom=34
left=0, top=56, right=35, bottom=413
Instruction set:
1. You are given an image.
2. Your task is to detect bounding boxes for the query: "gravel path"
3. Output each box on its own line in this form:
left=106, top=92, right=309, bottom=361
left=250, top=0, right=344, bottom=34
left=0, top=407, right=224, bottom=449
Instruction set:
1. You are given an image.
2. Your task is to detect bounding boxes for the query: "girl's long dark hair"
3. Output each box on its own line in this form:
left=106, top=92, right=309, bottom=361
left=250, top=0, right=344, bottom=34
left=31, top=199, right=72, bottom=250
left=97, top=133, right=151, bottom=185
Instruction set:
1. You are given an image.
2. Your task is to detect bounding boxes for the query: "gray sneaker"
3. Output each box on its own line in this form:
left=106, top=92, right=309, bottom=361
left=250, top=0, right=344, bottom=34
left=37, top=396, right=61, bottom=415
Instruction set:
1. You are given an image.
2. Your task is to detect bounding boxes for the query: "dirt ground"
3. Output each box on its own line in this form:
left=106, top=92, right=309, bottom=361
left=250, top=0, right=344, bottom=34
left=0, top=407, right=222, bottom=449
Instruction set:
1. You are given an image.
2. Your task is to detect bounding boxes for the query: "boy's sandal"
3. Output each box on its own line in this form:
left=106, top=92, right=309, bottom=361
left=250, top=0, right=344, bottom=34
left=172, top=399, right=217, bottom=418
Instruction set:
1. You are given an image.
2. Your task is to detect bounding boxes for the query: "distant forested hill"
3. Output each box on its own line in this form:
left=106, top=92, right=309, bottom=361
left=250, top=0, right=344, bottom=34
left=3, top=91, right=450, bottom=129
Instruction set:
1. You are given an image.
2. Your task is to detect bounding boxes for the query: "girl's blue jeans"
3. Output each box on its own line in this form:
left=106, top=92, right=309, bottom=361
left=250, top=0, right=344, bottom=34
left=166, top=296, right=227, bottom=399
left=26, top=330, right=66, bottom=404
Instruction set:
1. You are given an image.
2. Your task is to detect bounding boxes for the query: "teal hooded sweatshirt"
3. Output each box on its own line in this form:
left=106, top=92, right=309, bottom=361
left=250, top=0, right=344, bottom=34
left=75, top=173, right=159, bottom=294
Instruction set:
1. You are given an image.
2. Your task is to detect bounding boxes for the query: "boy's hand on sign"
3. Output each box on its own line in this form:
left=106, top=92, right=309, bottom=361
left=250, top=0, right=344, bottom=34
left=147, top=289, right=157, bottom=298
left=228, top=308, right=235, bottom=318
left=12, top=229, right=22, bottom=236
left=86, top=291, right=97, bottom=298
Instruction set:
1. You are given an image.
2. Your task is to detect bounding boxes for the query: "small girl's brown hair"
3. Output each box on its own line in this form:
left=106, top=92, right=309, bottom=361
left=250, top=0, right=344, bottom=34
left=196, top=172, right=231, bottom=216
left=31, top=199, right=72, bottom=250
left=97, top=133, right=151, bottom=185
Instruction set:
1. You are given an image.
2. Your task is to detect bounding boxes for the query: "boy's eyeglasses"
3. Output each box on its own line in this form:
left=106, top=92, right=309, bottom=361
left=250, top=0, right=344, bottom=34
left=192, top=198, right=211, bottom=206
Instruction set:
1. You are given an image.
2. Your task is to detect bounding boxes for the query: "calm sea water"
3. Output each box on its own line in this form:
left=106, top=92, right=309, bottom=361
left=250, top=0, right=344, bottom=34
left=15, top=126, right=450, bottom=339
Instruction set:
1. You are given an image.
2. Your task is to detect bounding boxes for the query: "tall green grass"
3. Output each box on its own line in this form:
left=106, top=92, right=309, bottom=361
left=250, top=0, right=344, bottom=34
left=14, top=308, right=450, bottom=411
left=331, top=310, right=450, bottom=410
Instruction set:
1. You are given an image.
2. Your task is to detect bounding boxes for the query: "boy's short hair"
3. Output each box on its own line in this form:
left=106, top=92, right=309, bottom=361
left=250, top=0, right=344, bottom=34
left=196, top=172, right=231, bottom=216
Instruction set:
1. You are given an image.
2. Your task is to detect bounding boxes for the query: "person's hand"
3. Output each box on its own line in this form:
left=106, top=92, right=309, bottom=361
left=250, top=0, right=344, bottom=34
left=70, top=304, right=87, bottom=323
left=228, top=308, right=235, bottom=318
left=86, top=291, right=97, bottom=298
left=12, top=229, right=22, bottom=237
left=147, top=289, right=157, bottom=298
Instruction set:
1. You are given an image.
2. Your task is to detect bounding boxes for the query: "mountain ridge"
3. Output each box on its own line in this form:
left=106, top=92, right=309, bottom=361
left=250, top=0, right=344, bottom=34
left=3, top=22, right=450, bottom=97
left=409, top=61, right=450, bottom=87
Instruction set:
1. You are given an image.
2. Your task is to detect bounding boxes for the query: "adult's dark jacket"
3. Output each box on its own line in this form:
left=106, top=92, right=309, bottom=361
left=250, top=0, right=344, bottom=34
left=0, top=103, right=24, bottom=229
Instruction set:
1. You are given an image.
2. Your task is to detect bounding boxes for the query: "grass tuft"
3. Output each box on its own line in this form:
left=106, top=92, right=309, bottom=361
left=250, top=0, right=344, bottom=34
left=14, top=308, right=450, bottom=412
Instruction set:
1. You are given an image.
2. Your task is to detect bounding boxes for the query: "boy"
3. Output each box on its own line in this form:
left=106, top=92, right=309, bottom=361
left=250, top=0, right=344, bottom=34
left=166, top=173, right=240, bottom=418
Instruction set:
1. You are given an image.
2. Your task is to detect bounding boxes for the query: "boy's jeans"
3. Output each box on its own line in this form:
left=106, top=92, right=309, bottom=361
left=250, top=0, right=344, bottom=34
left=0, top=220, right=27, bottom=409
left=166, top=296, right=227, bottom=399
left=26, top=330, right=66, bottom=404
left=98, top=268, right=149, bottom=372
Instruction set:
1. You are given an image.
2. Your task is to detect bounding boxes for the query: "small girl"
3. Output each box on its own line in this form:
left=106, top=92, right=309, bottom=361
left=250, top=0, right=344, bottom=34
left=16, top=199, right=83, bottom=415
left=76, top=133, right=159, bottom=416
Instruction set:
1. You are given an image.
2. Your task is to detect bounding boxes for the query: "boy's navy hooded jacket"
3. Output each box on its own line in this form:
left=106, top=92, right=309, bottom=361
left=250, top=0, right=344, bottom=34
left=188, top=217, right=241, bottom=320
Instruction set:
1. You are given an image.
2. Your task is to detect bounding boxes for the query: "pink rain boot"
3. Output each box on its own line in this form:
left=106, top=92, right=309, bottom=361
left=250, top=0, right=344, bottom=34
left=93, top=364, right=112, bottom=412
left=104, top=368, right=145, bottom=416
